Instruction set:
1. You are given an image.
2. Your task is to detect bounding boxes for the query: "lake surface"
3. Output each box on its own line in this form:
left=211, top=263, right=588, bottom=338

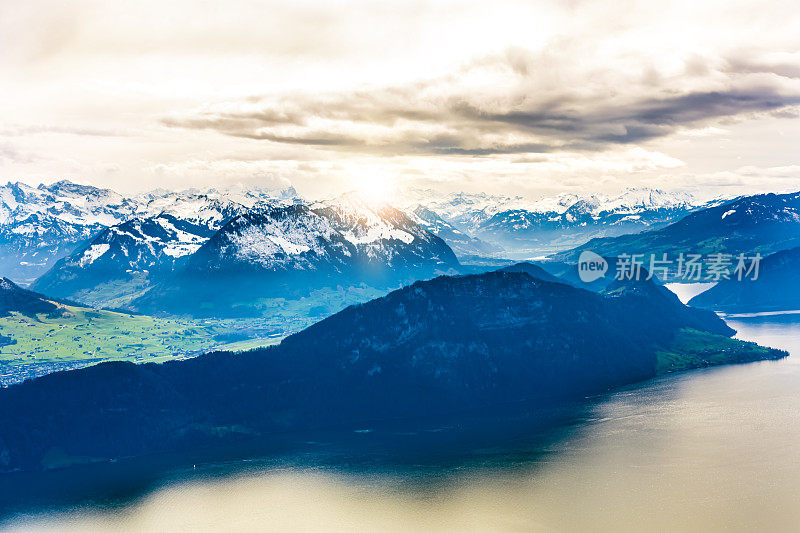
left=5, top=306, right=800, bottom=531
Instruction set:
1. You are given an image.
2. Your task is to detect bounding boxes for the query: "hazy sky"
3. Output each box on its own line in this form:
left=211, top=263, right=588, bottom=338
left=1, top=0, right=799, bottom=199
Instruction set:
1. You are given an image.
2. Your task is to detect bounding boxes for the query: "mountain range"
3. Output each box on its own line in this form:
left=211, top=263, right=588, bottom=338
left=5, top=182, right=459, bottom=313
left=31, top=193, right=253, bottom=307
left=403, top=188, right=722, bottom=258
left=0, top=181, right=139, bottom=284
left=0, top=268, right=784, bottom=473
left=556, top=191, right=800, bottom=271
left=0, top=181, right=298, bottom=286
left=9, top=180, right=800, bottom=316
left=132, top=195, right=460, bottom=316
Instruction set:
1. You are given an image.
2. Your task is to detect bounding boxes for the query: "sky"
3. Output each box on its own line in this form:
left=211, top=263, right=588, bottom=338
left=1, top=0, right=799, bottom=201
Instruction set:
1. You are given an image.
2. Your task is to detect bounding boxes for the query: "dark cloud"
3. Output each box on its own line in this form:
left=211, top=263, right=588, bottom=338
left=162, top=51, right=800, bottom=156
left=726, top=57, right=800, bottom=79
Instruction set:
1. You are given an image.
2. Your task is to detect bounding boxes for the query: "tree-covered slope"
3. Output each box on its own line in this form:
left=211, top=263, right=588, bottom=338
left=0, top=271, right=784, bottom=473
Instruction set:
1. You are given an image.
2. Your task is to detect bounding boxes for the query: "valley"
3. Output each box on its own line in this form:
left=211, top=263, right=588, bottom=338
left=0, top=285, right=388, bottom=386
left=4, top=181, right=800, bottom=387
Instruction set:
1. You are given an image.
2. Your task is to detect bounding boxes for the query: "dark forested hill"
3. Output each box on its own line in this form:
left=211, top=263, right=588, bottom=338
left=689, top=246, right=800, bottom=312
left=0, top=270, right=784, bottom=473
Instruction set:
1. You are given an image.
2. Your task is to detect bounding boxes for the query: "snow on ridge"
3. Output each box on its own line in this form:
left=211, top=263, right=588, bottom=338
left=0, top=181, right=138, bottom=234
left=228, top=209, right=337, bottom=265
left=313, top=192, right=418, bottom=245
left=402, top=187, right=714, bottom=232
left=79, top=243, right=110, bottom=266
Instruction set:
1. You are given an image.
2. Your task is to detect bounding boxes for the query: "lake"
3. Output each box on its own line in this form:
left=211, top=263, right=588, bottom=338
left=4, top=295, right=800, bottom=531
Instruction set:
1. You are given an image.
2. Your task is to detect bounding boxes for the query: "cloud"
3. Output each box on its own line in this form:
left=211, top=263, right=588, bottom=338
left=163, top=46, right=800, bottom=157
left=150, top=159, right=295, bottom=189
left=0, top=124, right=130, bottom=137
left=0, top=141, right=40, bottom=164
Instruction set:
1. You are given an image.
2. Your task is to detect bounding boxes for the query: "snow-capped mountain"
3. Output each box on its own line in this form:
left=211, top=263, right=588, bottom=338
left=134, top=184, right=298, bottom=210
left=0, top=181, right=140, bottom=283
left=400, top=189, right=531, bottom=232
left=1, top=180, right=300, bottom=287
left=32, top=193, right=251, bottom=306
left=137, top=191, right=254, bottom=228
left=8, top=178, right=736, bottom=312
left=24, top=183, right=459, bottom=311
left=408, top=205, right=503, bottom=257
left=557, top=190, right=800, bottom=265
left=132, top=193, right=460, bottom=316
left=311, top=193, right=458, bottom=269
left=184, top=192, right=460, bottom=279
left=404, top=188, right=724, bottom=258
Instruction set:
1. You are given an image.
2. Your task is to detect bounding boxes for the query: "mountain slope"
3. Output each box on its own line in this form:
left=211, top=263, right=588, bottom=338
left=0, top=181, right=140, bottom=283
left=132, top=197, right=460, bottom=316
left=689, top=246, right=800, bottom=312
left=496, top=261, right=565, bottom=284
left=0, top=278, right=68, bottom=318
left=556, top=191, right=800, bottom=266
left=0, top=271, right=783, bottom=472
left=31, top=194, right=249, bottom=307
left=312, top=194, right=458, bottom=272
left=406, top=188, right=719, bottom=257
left=409, top=205, right=503, bottom=257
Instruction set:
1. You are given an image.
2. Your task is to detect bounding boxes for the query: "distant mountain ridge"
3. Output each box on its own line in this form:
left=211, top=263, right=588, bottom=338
left=23, top=187, right=459, bottom=313
left=555, top=190, right=800, bottom=271
left=0, top=180, right=298, bottom=285
left=0, top=181, right=140, bottom=283
left=409, top=205, right=503, bottom=257
left=31, top=193, right=253, bottom=306
left=402, top=187, right=723, bottom=257
left=5, top=180, right=773, bottom=313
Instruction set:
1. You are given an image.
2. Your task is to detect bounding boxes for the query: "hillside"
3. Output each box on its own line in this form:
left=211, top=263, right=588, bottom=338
left=689, top=246, right=800, bottom=312
left=0, top=278, right=68, bottom=319
left=131, top=197, right=459, bottom=316
left=555, top=191, right=800, bottom=268
left=496, top=261, right=565, bottom=284
left=0, top=270, right=783, bottom=473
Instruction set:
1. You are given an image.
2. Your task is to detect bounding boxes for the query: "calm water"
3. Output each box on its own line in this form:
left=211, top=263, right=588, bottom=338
left=5, top=298, right=800, bottom=531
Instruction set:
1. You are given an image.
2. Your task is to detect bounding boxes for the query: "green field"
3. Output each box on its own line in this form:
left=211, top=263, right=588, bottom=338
left=0, top=306, right=223, bottom=364
left=656, top=328, right=786, bottom=374
left=0, top=284, right=388, bottom=385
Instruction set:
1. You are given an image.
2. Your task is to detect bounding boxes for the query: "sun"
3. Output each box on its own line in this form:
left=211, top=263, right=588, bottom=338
left=355, top=175, right=394, bottom=205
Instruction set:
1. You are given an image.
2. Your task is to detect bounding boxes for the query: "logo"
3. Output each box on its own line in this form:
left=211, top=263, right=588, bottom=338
left=577, top=250, right=608, bottom=283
